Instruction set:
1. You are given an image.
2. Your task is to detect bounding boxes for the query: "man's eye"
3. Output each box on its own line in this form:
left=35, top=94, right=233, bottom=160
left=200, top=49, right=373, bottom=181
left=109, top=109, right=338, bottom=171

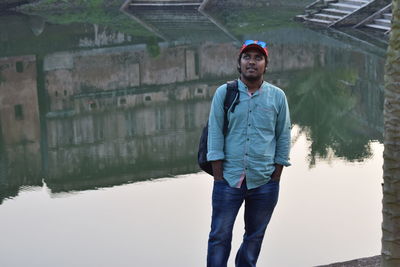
left=243, top=55, right=250, bottom=59
left=255, top=56, right=262, bottom=60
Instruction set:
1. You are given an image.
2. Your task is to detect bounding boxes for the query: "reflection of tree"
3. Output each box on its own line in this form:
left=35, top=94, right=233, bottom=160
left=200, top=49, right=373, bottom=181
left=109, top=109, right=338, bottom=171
left=286, top=67, right=373, bottom=167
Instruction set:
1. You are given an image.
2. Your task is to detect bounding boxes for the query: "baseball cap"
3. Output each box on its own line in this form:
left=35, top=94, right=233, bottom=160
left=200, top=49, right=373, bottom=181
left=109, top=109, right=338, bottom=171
left=239, top=40, right=268, bottom=58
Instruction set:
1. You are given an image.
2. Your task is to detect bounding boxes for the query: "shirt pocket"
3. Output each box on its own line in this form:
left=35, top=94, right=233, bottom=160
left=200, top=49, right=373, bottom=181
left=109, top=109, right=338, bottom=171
left=253, top=103, right=277, bottom=132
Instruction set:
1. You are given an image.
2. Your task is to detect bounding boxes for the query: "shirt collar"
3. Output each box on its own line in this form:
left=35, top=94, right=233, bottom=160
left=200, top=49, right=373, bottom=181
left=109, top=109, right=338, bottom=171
left=237, top=79, right=266, bottom=96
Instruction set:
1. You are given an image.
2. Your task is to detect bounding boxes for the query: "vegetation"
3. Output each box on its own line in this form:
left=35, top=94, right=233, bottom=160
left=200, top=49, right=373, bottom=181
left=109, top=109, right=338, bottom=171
left=20, top=0, right=303, bottom=38
left=19, top=0, right=155, bottom=37
left=204, top=6, right=302, bottom=36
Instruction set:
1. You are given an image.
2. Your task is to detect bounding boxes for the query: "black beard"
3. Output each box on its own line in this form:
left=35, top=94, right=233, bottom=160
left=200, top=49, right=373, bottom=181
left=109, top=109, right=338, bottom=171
left=242, top=73, right=263, bottom=82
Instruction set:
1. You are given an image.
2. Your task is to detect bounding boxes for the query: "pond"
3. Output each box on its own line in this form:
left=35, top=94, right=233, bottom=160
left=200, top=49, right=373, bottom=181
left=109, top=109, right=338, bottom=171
left=0, top=2, right=385, bottom=266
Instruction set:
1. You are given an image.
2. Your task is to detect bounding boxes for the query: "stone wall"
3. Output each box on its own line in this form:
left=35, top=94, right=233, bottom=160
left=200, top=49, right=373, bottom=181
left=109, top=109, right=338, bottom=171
left=43, top=40, right=326, bottom=113
left=0, top=55, right=42, bottom=185
left=45, top=81, right=217, bottom=181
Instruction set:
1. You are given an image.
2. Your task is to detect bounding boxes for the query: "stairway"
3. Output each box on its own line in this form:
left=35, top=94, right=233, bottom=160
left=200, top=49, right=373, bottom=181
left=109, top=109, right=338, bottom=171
left=364, top=11, right=391, bottom=32
left=128, top=0, right=202, bottom=7
left=122, top=0, right=232, bottom=42
left=299, top=0, right=373, bottom=26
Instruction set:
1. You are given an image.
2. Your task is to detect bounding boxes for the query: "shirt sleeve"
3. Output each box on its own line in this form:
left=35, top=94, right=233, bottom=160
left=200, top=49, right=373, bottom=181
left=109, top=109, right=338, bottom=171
left=274, top=92, right=291, bottom=166
left=207, top=85, right=226, bottom=161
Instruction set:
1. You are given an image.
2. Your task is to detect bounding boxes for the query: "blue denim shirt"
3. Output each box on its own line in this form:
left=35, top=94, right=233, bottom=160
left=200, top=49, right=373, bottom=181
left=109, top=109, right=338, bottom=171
left=207, top=79, right=291, bottom=189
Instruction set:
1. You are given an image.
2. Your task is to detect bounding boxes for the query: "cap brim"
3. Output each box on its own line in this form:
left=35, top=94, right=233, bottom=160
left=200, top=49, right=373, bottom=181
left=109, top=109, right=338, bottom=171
left=240, top=44, right=268, bottom=57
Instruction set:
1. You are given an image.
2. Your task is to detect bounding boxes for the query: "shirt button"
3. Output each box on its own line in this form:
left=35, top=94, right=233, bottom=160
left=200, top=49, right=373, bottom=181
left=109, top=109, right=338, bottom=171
left=247, top=138, right=249, bottom=141
left=248, top=124, right=251, bottom=127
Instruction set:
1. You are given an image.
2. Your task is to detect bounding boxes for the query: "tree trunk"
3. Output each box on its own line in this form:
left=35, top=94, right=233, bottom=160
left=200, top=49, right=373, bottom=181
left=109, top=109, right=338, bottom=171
left=382, top=0, right=400, bottom=266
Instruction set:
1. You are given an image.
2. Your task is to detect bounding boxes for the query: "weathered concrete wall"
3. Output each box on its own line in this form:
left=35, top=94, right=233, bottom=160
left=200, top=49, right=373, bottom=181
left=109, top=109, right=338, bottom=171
left=0, top=55, right=40, bottom=146
left=44, top=45, right=203, bottom=112
left=43, top=40, right=331, bottom=112
left=198, top=42, right=237, bottom=78
left=140, top=47, right=187, bottom=85
left=0, top=55, right=42, bottom=183
left=197, top=41, right=323, bottom=78
left=78, top=24, right=133, bottom=48
left=45, top=81, right=216, bottom=181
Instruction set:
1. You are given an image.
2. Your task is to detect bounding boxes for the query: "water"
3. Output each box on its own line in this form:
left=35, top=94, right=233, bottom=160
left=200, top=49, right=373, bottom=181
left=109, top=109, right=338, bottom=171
left=0, top=2, right=385, bottom=266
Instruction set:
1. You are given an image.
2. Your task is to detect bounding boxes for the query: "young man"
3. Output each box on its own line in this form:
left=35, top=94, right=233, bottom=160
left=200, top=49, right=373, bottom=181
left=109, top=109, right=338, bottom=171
left=206, top=40, right=291, bottom=267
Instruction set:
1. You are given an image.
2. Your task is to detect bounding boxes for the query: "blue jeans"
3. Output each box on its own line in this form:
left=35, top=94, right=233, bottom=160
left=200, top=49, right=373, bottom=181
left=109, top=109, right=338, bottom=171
left=207, top=179, right=279, bottom=267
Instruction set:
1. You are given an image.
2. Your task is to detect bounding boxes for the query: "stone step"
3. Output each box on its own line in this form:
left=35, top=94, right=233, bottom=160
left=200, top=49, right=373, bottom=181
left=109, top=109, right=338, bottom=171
left=383, top=13, right=392, bottom=20
left=365, top=23, right=391, bottom=31
left=136, top=14, right=209, bottom=21
left=322, top=8, right=352, bottom=15
left=330, top=3, right=360, bottom=11
left=130, top=2, right=201, bottom=6
left=304, top=18, right=332, bottom=24
left=341, top=0, right=369, bottom=6
left=374, top=18, right=391, bottom=27
left=314, top=13, right=343, bottom=21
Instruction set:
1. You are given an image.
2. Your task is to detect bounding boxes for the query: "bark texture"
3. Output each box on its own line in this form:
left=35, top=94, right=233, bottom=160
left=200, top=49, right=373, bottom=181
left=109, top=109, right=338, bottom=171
left=382, top=0, right=400, bottom=266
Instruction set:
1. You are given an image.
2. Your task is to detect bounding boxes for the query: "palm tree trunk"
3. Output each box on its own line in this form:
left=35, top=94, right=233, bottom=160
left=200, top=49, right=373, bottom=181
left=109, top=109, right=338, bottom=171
left=382, top=0, right=400, bottom=266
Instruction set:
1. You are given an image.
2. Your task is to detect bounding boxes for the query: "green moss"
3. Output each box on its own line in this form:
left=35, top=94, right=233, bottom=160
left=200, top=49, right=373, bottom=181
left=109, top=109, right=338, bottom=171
left=205, top=6, right=303, bottom=35
left=19, top=0, right=155, bottom=37
left=0, top=73, right=5, bottom=84
left=146, top=37, right=160, bottom=58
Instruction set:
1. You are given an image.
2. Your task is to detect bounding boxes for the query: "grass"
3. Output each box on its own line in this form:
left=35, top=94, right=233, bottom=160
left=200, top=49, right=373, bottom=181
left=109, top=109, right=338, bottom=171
left=18, top=0, right=156, bottom=37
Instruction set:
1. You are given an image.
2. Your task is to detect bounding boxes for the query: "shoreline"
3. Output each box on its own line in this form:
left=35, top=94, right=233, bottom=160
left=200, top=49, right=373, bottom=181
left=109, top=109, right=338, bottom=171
left=317, top=255, right=380, bottom=267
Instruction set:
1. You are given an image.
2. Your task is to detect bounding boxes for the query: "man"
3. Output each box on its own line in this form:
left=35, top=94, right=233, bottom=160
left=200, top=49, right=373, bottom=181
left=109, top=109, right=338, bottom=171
left=206, top=40, right=291, bottom=267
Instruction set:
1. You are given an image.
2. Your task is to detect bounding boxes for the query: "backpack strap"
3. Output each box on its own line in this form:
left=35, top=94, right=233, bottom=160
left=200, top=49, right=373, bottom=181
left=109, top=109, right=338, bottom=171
left=223, top=79, right=240, bottom=135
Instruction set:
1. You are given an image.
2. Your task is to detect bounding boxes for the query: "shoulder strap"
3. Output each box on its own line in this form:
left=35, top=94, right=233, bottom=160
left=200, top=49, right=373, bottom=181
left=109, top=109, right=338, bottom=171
left=223, top=79, right=240, bottom=135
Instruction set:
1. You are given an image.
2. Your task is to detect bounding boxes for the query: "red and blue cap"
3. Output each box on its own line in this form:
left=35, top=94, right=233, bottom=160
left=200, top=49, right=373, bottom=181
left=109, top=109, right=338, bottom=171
left=239, top=40, right=268, bottom=58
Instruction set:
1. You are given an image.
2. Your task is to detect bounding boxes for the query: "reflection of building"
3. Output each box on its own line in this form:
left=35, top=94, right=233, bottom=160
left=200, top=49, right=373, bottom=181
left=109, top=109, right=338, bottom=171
left=43, top=39, right=328, bottom=114
left=0, top=21, right=388, bottom=198
left=44, top=45, right=200, bottom=112
left=0, top=55, right=42, bottom=203
left=45, top=81, right=217, bottom=192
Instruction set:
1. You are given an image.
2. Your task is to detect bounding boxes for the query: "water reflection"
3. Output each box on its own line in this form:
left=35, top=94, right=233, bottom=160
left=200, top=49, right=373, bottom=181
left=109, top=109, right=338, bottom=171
left=287, top=65, right=383, bottom=167
left=0, top=55, right=42, bottom=204
left=0, top=6, right=385, bottom=203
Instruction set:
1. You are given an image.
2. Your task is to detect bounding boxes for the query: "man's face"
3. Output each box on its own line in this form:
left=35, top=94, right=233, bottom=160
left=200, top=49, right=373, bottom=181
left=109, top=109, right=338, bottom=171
left=238, top=48, right=266, bottom=81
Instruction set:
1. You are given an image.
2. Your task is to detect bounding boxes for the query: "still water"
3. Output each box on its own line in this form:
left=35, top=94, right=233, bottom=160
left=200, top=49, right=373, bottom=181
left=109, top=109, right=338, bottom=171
left=0, top=1, right=385, bottom=266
